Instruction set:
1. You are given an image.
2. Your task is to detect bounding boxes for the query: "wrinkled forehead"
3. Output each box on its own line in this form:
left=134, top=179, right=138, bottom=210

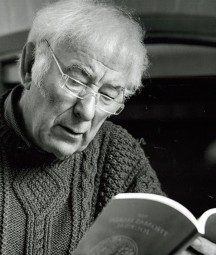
left=60, top=34, right=135, bottom=77
left=77, top=44, right=130, bottom=71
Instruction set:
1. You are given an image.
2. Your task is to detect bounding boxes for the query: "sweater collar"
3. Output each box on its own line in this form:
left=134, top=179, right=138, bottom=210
left=0, top=85, right=54, bottom=159
left=4, top=85, right=32, bottom=148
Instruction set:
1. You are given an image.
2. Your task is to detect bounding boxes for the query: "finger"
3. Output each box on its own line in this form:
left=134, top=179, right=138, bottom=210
left=179, top=251, right=192, bottom=255
left=191, top=237, right=216, bottom=255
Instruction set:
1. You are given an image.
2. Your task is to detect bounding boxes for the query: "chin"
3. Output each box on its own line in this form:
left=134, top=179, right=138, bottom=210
left=54, top=153, right=71, bottom=160
left=39, top=134, right=91, bottom=159
left=52, top=146, right=77, bottom=159
left=54, top=143, right=90, bottom=159
left=41, top=141, right=78, bottom=159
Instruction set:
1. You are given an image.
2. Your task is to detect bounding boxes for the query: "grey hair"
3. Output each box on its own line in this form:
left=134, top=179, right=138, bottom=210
left=26, top=0, right=148, bottom=96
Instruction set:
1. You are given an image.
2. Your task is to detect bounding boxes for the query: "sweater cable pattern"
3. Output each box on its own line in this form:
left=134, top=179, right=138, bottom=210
left=0, top=88, right=163, bottom=254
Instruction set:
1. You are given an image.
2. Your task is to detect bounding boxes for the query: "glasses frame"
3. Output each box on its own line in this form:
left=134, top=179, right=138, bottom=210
left=45, top=40, right=125, bottom=115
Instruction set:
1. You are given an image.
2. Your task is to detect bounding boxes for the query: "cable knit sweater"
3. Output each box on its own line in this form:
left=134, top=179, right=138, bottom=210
left=0, top=90, right=163, bottom=255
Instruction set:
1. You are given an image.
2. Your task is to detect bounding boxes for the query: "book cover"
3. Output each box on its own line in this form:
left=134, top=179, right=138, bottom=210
left=73, top=193, right=216, bottom=255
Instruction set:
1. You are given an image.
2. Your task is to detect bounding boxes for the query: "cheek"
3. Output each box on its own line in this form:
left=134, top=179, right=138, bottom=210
left=85, top=114, right=107, bottom=141
left=41, top=81, right=70, bottom=115
left=43, top=75, right=78, bottom=111
left=31, top=87, right=65, bottom=133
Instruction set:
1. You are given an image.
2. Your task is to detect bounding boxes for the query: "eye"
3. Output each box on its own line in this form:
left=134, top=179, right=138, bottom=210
left=99, top=86, right=119, bottom=100
left=65, top=65, right=90, bottom=84
left=99, top=85, right=124, bottom=104
left=65, top=77, right=85, bottom=92
left=99, top=93, right=114, bottom=105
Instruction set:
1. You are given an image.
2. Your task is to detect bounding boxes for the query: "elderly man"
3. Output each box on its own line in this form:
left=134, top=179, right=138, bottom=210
left=0, top=0, right=215, bottom=254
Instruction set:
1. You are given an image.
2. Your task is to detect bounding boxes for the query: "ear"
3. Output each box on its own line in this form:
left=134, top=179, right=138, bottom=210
left=20, top=42, right=35, bottom=89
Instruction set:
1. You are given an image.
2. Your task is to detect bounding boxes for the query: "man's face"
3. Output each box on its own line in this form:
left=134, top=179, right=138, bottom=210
left=20, top=43, right=131, bottom=159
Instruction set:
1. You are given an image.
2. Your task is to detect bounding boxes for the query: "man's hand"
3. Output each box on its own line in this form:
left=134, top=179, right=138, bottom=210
left=180, top=237, right=216, bottom=255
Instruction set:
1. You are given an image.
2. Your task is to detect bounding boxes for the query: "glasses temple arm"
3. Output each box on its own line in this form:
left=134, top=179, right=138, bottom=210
left=45, top=40, right=64, bottom=77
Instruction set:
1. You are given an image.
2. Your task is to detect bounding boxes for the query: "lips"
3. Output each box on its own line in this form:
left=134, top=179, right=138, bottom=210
left=59, top=125, right=84, bottom=136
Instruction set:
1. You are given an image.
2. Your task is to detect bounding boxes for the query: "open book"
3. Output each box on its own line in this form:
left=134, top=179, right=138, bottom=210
left=73, top=193, right=216, bottom=255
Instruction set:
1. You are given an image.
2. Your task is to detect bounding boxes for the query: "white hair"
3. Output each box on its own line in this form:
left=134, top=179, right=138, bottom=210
left=26, top=0, right=148, bottom=97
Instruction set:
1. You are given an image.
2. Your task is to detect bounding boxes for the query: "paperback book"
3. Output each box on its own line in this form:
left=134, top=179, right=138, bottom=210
left=73, top=193, right=216, bottom=255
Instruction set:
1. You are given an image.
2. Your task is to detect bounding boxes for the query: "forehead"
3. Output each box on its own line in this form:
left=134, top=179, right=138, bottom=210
left=55, top=42, right=133, bottom=86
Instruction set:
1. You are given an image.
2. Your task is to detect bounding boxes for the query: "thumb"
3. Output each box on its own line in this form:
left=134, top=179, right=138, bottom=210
left=191, top=237, right=216, bottom=254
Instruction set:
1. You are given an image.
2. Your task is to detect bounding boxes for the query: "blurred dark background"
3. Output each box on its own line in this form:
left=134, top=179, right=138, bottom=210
left=1, top=0, right=216, bottom=217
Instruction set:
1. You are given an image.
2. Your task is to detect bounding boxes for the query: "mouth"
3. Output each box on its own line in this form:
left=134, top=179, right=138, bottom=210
left=59, top=125, right=84, bottom=137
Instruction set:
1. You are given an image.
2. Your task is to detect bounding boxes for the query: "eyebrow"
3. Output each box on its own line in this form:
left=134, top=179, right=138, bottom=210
left=65, top=64, right=92, bottom=78
left=102, top=84, right=124, bottom=91
left=65, top=64, right=125, bottom=90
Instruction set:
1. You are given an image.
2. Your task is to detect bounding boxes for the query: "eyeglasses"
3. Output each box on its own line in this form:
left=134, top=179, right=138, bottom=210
left=45, top=40, right=125, bottom=115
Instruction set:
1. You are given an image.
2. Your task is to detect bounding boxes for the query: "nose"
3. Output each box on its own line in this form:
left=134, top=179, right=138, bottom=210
left=73, top=94, right=96, bottom=121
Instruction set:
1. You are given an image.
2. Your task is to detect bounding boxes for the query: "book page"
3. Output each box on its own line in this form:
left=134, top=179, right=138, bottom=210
left=198, top=208, right=216, bottom=243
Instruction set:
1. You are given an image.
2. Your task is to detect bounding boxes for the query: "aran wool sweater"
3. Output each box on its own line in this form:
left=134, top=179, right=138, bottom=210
left=0, top=89, right=163, bottom=255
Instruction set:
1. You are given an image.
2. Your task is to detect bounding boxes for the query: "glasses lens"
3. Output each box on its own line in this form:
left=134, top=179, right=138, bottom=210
left=65, top=77, right=86, bottom=94
left=60, top=75, right=124, bottom=115
left=59, top=74, right=68, bottom=88
left=115, top=104, right=125, bottom=115
left=97, top=94, right=124, bottom=115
